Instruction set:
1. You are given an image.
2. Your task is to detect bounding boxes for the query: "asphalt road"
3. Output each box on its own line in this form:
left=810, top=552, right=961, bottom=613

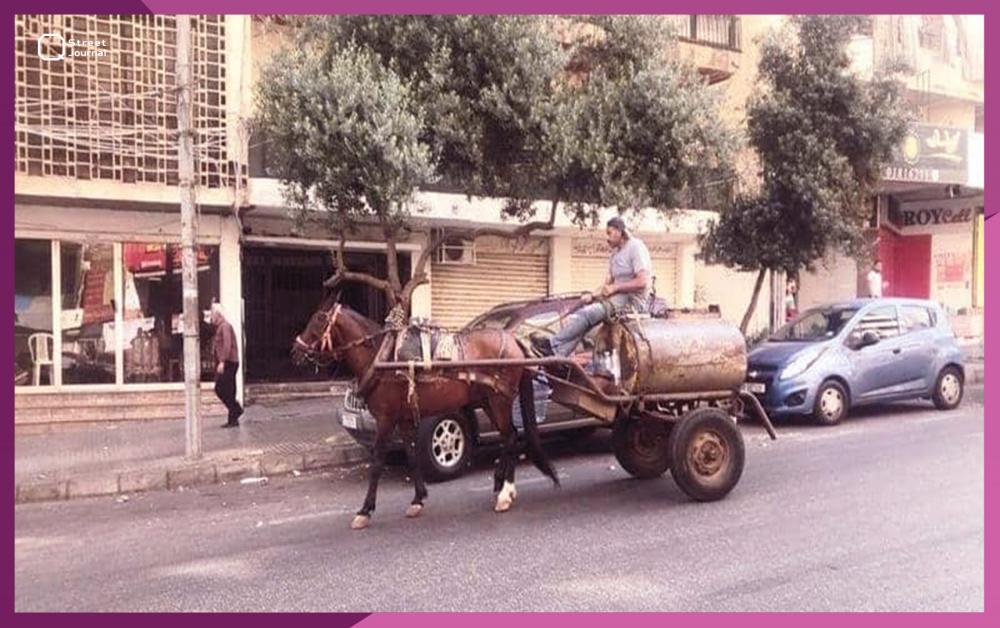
left=15, top=389, right=984, bottom=612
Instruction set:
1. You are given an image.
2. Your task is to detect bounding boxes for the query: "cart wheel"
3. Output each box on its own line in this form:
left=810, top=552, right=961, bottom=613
left=612, top=418, right=672, bottom=479
left=669, top=408, right=745, bottom=502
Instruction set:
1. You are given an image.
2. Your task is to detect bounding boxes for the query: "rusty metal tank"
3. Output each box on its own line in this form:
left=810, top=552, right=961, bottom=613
left=592, top=314, right=747, bottom=395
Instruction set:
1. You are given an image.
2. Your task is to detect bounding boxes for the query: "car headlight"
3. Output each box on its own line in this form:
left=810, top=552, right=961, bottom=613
left=779, top=348, right=826, bottom=380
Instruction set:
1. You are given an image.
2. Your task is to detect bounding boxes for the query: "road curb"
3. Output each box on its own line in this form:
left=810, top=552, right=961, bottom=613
left=15, top=443, right=369, bottom=505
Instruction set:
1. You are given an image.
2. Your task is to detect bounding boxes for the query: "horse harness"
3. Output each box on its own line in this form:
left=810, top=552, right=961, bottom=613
left=299, top=304, right=520, bottom=426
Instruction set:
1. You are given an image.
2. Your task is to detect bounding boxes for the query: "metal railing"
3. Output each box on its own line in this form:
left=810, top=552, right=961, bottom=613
left=672, top=15, right=742, bottom=52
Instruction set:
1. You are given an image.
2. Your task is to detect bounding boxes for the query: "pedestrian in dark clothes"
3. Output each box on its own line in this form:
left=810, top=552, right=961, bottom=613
left=210, top=303, right=243, bottom=428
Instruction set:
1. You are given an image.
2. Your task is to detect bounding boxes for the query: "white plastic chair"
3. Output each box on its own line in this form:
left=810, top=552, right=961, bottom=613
left=28, top=333, right=54, bottom=386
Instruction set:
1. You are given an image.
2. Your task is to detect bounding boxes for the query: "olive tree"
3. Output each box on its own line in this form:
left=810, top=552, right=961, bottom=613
left=256, top=16, right=734, bottom=317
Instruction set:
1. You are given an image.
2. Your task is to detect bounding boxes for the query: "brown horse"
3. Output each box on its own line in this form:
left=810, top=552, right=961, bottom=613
left=291, top=292, right=558, bottom=529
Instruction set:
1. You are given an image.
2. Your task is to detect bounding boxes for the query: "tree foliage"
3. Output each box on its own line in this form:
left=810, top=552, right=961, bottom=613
left=256, top=16, right=734, bottom=313
left=699, top=15, right=910, bottom=331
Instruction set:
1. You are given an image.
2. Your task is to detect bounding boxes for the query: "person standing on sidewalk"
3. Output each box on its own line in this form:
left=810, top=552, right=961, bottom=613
left=210, top=303, right=243, bottom=428
left=867, top=260, right=885, bottom=298
left=785, top=278, right=799, bottom=322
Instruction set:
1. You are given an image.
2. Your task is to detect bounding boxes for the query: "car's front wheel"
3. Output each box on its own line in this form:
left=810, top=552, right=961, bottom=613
left=417, top=413, right=473, bottom=482
left=812, top=380, right=849, bottom=426
left=932, top=366, right=964, bottom=410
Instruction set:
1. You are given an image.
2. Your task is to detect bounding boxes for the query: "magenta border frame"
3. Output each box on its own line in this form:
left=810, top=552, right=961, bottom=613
left=4, top=1, right=991, bottom=622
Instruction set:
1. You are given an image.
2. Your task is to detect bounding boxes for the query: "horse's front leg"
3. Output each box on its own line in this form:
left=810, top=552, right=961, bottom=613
left=353, top=418, right=393, bottom=530
left=398, top=421, right=428, bottom=519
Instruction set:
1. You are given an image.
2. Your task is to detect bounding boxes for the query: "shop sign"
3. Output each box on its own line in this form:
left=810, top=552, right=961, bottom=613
left=887, top=205, right=975, bottom=229
left=883, top=124, right=968, bottom=185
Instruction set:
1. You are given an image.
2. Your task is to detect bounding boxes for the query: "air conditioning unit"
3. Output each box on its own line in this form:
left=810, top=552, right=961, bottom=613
left=436, top=235, right=476, bottom=265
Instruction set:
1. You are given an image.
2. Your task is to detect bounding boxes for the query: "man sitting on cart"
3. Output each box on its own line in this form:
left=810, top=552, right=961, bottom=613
left=533, top=216, right=653, bottom=357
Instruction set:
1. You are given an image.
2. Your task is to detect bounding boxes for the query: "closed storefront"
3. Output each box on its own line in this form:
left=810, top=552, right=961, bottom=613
left=570, top=236, right=679, bottom=304
left=879, top=198, right=980, bottom=312
left=431, top=236, right=549, bottom=329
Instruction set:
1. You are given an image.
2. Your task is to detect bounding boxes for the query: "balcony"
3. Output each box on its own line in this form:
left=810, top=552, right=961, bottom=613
left=672, top=16, right=742, bottom=84
left=673, top=15, right=741, bottom=52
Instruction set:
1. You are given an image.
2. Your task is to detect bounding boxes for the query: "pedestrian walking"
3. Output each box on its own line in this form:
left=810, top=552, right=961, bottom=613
left=210, top=303, right=243, bottom=428
left=867, top=261, right=885, bottom=298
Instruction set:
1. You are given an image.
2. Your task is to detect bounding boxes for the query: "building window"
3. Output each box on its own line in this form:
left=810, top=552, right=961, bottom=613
left=14, top=238, right=222, bottom=390
left=60, top=242, right=116, bottom=384
left=15, top=239, right=54, bottom=387
left=122, top=243, right=220, bottom=383
left=15, top=15, right=240, bottom=189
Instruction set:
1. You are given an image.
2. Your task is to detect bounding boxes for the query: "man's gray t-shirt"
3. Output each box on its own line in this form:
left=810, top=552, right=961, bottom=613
left=608, top=236, right=653, bottom=312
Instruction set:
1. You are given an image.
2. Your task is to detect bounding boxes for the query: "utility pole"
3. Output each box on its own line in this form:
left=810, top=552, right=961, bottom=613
left=177, top=15, right=202, bottom=459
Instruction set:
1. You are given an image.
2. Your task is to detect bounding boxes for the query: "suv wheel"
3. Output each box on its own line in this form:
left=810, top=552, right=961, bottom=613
left=417, top=414, right=473, bottom=482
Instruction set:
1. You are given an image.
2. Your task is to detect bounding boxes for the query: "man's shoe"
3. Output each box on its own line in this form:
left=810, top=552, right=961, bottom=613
left=221, top=421, right=239, bottom=429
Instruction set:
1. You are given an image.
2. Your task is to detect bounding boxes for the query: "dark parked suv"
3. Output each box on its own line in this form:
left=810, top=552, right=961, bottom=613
left=337, top=294, right=608, bottom=481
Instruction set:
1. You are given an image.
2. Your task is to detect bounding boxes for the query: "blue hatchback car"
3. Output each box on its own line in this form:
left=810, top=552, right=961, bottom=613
left=745, top=298, right=965, bottom=425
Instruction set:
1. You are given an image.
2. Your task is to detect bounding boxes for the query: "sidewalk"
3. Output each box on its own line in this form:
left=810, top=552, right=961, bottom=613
left=15, top=397, right=368, bottom=504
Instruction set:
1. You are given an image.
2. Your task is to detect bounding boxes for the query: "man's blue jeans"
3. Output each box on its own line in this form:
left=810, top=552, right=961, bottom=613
left=550, top=302, right=611, bottom=357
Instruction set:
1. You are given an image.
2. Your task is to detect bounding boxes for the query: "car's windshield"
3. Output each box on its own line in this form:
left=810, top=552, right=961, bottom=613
left=771, top=307, right=860, bottom=342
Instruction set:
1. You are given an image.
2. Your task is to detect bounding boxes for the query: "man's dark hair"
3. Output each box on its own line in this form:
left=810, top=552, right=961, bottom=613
left=606, top=216, right=629, bottom=238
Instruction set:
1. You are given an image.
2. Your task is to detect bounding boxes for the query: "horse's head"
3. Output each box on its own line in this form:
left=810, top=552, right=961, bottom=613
left=291, top=291, right=344, bottom=367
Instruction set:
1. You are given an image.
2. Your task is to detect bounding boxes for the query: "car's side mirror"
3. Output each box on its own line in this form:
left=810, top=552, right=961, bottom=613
left=851, top=329, right=880, bottom=349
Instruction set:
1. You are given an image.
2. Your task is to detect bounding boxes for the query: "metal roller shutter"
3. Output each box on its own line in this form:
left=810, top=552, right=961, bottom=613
left=431, top=236, right=549, bottom=329
left=571, top=236, right=678, bottom=305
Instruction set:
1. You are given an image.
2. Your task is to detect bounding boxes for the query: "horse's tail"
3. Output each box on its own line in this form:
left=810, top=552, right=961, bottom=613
left=518, top=370, right=560, bottom=487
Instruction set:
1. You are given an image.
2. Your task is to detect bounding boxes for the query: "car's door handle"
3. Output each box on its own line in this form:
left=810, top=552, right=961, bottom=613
left=892, top=348, right=902, bottom=354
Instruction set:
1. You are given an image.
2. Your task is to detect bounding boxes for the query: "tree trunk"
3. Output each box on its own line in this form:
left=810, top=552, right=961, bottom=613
left=740, top=268, right=768, bottom=335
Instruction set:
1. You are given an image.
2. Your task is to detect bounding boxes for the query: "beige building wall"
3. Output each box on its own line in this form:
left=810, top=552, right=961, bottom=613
left=796, top=254, right=859, bottom=310
left=693, top=262, right=771, bottom=336
left=923, top=100, right=976, bottom=129
left=710, top=15, right=785, bottom=191
left=549, top=236, right=574, bottom=294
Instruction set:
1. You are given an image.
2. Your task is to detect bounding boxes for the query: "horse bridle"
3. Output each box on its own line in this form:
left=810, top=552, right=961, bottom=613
left=294, top=304, right=388, bottom=366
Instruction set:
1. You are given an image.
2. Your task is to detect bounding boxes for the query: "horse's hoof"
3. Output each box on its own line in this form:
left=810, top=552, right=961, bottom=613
left=351, top=514, right=371, bottom=530
left=494, top=480, right=517, bottom=512
left=405, top=504, right=423, bottom=518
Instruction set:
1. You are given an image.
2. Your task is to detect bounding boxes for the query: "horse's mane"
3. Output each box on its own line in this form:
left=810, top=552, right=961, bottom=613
left=338, top=303, right=383, bottom=335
